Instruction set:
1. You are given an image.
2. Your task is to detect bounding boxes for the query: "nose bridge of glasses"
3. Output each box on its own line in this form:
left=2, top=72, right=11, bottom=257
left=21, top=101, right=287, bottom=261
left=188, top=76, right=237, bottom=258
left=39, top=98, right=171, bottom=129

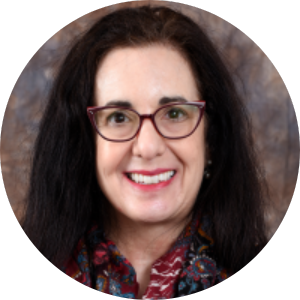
left=140, top=113, right=154, bottom=121
left=137, top=113, right=159, bottom=135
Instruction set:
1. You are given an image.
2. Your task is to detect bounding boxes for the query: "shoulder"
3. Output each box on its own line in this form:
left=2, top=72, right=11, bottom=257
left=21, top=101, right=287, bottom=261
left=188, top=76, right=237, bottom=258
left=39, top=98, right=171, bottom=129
left=61, top=225, right=105, bottom=287
left=177, top=215, right=231, bottom=296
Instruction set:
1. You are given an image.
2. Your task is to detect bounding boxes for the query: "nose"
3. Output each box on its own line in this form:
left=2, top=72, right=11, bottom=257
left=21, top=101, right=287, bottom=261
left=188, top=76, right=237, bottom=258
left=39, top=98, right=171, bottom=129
left=132, top=118, right=166, bottom=160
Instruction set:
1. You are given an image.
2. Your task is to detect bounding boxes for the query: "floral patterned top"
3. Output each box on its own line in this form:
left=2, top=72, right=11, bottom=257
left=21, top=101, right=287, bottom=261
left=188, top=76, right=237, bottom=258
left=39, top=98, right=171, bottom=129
left=62, top=215, right=230, bottom=299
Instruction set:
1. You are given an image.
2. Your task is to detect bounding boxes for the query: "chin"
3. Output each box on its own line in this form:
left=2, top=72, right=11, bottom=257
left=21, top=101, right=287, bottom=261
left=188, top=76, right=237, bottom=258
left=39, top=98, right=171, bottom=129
left=129, top=208, right=178, bottom=224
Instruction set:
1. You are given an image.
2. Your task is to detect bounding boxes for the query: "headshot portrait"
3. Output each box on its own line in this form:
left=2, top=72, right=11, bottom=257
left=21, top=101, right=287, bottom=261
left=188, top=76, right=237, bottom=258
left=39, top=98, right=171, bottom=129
left=1, top=0, right=299, bottom=299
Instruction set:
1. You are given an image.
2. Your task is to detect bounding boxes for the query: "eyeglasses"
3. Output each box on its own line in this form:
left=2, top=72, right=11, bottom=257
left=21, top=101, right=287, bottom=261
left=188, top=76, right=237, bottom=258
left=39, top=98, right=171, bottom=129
left=87, top=101, right=205, bottom=142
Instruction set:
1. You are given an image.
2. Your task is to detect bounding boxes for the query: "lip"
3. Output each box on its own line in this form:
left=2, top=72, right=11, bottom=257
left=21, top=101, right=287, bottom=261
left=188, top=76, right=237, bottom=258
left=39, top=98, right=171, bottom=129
left=125, top=168, right=174, bottom=176
left=123, top=168, right=176, bottom=191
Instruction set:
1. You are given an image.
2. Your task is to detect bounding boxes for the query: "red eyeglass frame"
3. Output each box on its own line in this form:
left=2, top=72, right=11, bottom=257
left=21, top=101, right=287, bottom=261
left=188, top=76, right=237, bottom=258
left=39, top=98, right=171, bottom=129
left=87, top=101, right=206, bottom=142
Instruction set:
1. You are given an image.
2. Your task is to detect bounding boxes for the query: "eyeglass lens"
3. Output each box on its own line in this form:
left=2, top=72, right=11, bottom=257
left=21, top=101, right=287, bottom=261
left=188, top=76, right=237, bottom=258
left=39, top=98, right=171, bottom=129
left=93, top=104, right=201, bottom=140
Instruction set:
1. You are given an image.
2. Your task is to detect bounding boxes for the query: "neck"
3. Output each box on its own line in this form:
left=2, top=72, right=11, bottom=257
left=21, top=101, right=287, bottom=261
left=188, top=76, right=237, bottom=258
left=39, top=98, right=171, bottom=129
left=107, top=212, right=191, bottom=265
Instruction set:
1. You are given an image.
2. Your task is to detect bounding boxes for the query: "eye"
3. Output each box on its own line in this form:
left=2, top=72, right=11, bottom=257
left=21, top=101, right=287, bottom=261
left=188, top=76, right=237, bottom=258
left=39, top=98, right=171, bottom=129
left=107, top=111, right=129, bottom=124
left=166, top=107, right=187, bottom=120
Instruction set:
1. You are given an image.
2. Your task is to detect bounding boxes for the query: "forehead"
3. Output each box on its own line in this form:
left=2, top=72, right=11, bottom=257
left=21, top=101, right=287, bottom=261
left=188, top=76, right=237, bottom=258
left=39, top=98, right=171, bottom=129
left=94, top=45, right=200, bottom=109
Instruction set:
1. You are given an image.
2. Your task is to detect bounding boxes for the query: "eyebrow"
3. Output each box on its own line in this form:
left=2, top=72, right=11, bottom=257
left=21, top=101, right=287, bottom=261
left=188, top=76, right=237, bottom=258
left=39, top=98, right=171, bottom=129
left=104, top=100, right=132, bottom=108
left=158, top=96, right=188, bottom=105
left=105, top=96, right=188, bottom=108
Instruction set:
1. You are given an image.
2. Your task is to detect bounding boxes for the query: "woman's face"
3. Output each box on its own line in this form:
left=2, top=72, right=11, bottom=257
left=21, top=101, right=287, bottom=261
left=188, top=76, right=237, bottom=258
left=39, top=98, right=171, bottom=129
left=94, top=45, right=206, bottom=225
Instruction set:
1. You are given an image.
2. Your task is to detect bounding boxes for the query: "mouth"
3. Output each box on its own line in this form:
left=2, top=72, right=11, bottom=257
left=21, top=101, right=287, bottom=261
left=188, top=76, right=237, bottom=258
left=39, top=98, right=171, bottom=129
left=126, top=170, right=176, bottom=185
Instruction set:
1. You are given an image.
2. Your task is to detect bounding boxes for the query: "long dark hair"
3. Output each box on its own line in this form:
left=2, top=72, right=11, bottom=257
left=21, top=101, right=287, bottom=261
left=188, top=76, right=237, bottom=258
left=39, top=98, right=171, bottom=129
left=22, top=5, right=267, bottom=273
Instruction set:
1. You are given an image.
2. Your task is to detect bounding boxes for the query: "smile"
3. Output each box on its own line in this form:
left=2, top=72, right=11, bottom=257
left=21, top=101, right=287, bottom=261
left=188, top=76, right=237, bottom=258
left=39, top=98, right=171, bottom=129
left=127, top=170, right=176, bottom=185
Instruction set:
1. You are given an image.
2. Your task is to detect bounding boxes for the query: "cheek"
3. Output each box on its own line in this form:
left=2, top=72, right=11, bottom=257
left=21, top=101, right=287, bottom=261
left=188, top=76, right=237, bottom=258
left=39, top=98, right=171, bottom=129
left=181, top=125, right=206, bottom=168
left=177, top=127, right=206, bottom=187
left=187, top=141, right=205, bottom=177
left=95, top=140, right=109, bottom=179
left=95, top=138, right=130, bottom=181
left=167, top=135, right=205, bottom=191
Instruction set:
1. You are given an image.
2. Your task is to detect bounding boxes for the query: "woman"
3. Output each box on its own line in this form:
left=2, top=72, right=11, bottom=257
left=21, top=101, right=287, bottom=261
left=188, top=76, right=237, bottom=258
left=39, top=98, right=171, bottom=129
left=22, top=5, right=267, bottom=298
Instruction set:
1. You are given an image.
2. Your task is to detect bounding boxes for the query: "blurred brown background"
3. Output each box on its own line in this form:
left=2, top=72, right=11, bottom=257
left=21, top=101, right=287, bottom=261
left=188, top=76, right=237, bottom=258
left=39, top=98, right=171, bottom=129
left=1, top=1, right=299, bottom=238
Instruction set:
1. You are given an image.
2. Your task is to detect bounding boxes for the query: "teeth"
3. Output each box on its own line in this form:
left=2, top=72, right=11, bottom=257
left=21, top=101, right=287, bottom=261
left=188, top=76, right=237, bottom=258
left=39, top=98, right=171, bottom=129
left=159, top=173, right=164, bottom=182
left=129, top=171, right=175, bottom=185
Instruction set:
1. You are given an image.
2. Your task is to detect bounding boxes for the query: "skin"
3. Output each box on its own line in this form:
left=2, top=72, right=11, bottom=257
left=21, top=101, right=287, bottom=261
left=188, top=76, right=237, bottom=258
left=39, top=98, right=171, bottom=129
left=94, top=44, right=206, bottom=297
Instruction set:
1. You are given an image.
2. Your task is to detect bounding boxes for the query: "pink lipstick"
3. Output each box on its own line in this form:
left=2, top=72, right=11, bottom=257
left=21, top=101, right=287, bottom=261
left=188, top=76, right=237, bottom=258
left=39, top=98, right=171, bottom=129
left=124, top=169, right=176, bottom=191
